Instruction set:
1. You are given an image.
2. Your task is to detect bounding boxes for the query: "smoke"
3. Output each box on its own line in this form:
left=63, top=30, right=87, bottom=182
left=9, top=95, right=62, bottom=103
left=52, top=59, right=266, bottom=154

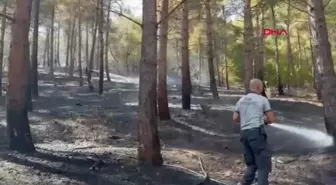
left=270, top=123, right=334, bottom=148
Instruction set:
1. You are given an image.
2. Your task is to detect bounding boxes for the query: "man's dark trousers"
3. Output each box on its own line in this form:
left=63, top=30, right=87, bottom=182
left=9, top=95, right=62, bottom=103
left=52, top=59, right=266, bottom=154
left=240, top=126, right=272, bottom=185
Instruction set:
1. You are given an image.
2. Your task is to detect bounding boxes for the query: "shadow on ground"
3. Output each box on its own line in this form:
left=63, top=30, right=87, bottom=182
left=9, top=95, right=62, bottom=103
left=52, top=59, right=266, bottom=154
left=0, top=148, right=227, bottom=185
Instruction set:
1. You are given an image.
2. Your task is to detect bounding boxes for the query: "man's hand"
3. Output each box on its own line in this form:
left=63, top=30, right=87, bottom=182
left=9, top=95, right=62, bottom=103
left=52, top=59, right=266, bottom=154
left=264, top=116, right=269, bottom=125
left=264, top=111, right=276, bottom=124
left=233, top=112, right=240, bottom=122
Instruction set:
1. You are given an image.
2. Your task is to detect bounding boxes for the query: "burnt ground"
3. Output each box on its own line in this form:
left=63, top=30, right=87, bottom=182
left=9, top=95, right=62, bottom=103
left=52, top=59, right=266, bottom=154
left=0, top=68, right=334, bottom=185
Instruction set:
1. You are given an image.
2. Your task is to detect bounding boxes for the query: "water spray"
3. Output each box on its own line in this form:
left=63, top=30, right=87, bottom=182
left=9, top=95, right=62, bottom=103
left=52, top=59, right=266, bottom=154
left=269, top=123, right=334, bottom=148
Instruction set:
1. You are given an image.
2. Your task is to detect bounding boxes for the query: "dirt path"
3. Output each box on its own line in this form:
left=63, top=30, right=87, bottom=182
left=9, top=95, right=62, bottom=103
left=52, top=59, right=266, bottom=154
left=0, top=69, right=334, bottom=185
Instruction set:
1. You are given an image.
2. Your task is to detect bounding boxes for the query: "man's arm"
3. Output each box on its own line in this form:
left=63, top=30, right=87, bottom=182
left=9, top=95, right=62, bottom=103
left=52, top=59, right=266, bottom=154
left=233, top=112, right=240, bottom=122
left=263, top=98, right=276, bottom=124
left=233, top=99, right=241, bottom=122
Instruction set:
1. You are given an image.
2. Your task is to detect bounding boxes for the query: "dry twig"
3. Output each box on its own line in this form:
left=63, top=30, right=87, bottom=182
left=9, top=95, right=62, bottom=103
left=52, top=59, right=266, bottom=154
left=196, top=155, right=210, bottom=185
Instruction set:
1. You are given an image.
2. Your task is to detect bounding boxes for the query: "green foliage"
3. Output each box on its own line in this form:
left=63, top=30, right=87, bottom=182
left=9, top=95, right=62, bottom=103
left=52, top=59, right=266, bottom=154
left=27, top=0, right=336, bottom=86
left=109, top=18, right=142, bottom=72
left=182, top=0, right=336, bottom=88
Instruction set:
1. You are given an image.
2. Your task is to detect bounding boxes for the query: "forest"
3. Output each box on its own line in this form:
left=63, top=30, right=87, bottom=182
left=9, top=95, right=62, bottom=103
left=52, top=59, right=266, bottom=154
left=0, top=0, right=335, bottom=184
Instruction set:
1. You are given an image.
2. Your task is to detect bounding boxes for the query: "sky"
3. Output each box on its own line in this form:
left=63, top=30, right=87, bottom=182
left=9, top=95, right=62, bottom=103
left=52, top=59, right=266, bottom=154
left=123, top=0, right=142, bottom=17
left=122, top=0, right=239, bottom=20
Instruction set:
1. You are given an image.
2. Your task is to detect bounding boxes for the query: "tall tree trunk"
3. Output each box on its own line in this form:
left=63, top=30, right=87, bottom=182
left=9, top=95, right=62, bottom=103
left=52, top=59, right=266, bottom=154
left=254, top=10, right=261, bottom=78
left=87, top=16, right=98, bottom=90
left=254, top=7, right=266, bottom=97
left=105, top=0, right=111, bottom=81
left=137, top=0, right=163, bottom=166
left=271, top=3, right=284, bottom=95
left=308, top=22, right=322, bottom=100
left=78, top=0, right=83, bottom=86
left=43, top=28, right=49, bottom=67
left=222, top=6, right=229, bottom=90
left=95, top=37, right=99, bottom=70
left=308, top=0, right=336, bottom=140
left=286, top=0, right=295, bottom=89
left=57, top=23, right=60, bottom=66
left=98, top=0, right=104, bottom=94
left=65, top=21, right=70, bottom=68
left=205, top=0, right=218, bottom=98
left=175, top=39, right=179, bottom=74
left=243, top=0, right=254, bottom=93
left=49, top=4, right=55, bottom=77
left=86, top=22, right=89, bottom=67
left=72, top=27, right=77, bottom=71
left=224, top=46, right=229, bottom=89
left=157, top=0, right=170, bottom=120
left=197, top=36, right=202, bottom=84
left=26, top=43, right=33, bottom=111
left=297, top=31, right=302, bottom=85
left=69, top=15, right=76, bottom=77
left=181, top=0, right=192, bottom=109
left=214, top=36, right=221, bottom=86
left=0, top=0, right=8, bottom=96
left=124, top=31, right=130, bottom=75
left=197, top=2, right=202, bottom=85
left=31, top=0, right=40, bottom=97
left=7, top=0, right=35, bottom=153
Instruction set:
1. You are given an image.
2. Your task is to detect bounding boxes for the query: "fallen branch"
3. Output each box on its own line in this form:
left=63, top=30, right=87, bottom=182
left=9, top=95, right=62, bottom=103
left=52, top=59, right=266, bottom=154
left=166, top=164, right=231, bottom=185
left=196, top=156, right=210, bottom=185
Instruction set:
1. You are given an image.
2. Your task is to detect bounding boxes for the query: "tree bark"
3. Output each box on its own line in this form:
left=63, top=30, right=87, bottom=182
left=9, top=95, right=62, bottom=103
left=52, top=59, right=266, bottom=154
left=175, top=39, right=179, bottom=74
left=49, top=3, right=55, bottom=78
left=308, top=0, right=336, bottom=140
left=205, top=0, right=218, bottom=98
left=181, top=0, right=192, bottom=109
left=197, top=1, right=202, bottom=85
left=308, top=22, right=322, bottom=100
left=57, top=23, right=60, bottom=66
left=43, top=27, right=49, bottom=67
left=26, top=42, right=32, bottom=112
left=254, top=9, right=262, bottom=79
left=69, top=15, right=76, bottom=77
left=7, top=0, right=35, bottom=153
left=243, top=0, right=254, bottom=93
left=286, top=0, right=295, bottom=89
left=222, top=6, right=229, bottom=90
left=137, top=0, right=163, bottom=166
left=98, top=0, right=104, bottom=94
left=197, top=36, right=202, bottom=84
left=87, top=15, right=98, bottom=90
left=271, top=3, right=284, bottom=95
left=77, top=0, right=83, bottom=86
left=297, top=31, right=302, bottom=85
left=213, top=36, right=221, bottom=86
left=72, top=26, right=77, bottom=73
left=65, top=20, right=70, bottom=68
left=105, top=0, right=111, bottom=81
left=157, top=0, right=170, bottom=120
left=31, top=0, right=40, bottom=97
left=254, top=7, right=266, bottom=97
left=86, top=22, right=89, bottom=68
left=0, top=0, right=7, bottom=96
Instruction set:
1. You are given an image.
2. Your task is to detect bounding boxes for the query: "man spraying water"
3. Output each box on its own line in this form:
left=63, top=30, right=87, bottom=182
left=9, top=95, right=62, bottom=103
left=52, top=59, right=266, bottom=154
left=233, top=78, right=277, bottom=185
